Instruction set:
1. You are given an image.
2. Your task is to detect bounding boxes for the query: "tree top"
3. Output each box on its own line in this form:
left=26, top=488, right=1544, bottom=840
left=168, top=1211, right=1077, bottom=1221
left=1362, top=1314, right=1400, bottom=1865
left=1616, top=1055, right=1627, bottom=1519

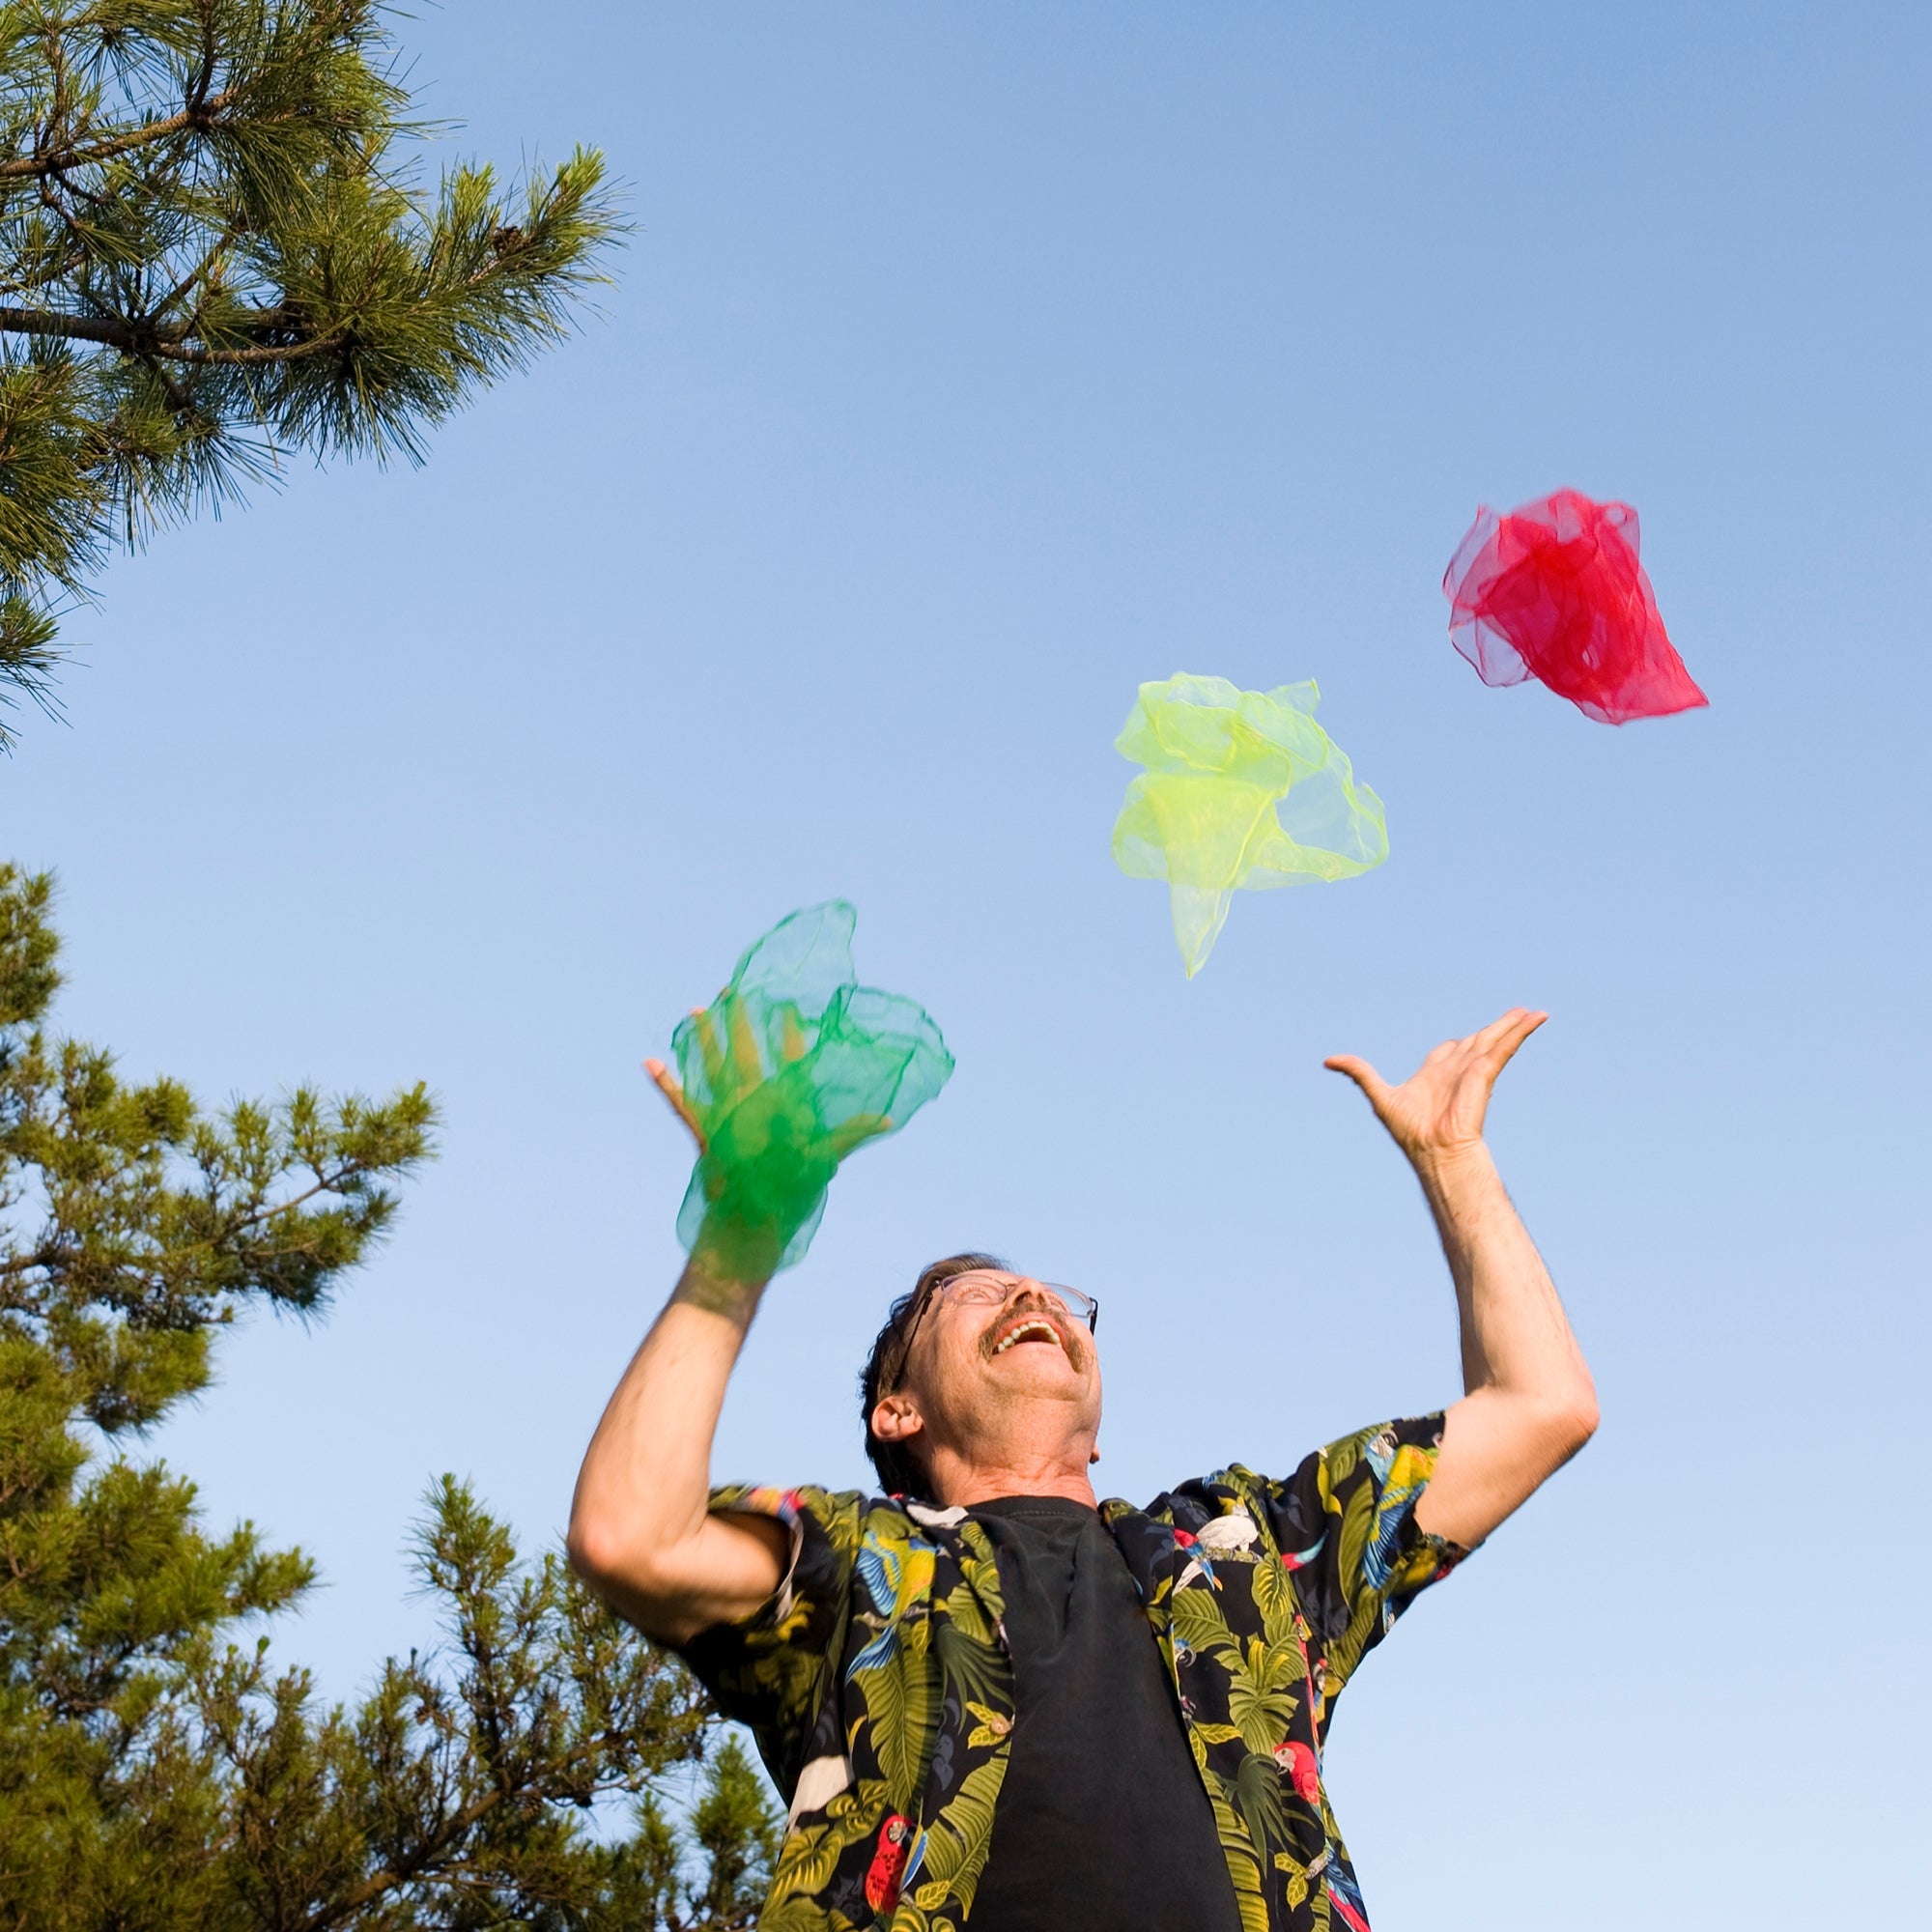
left=0, top=1, right=624, bottom=739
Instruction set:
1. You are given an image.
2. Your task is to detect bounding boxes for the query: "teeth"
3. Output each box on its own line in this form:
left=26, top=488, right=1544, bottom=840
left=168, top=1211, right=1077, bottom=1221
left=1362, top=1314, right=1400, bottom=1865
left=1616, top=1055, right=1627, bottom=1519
left=993, top=1321, right=1058, bottom=1355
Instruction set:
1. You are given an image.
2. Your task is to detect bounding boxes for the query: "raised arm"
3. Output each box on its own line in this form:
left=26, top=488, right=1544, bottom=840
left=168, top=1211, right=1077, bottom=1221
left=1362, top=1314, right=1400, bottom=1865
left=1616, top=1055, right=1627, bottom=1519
left=1325, top=1009, right=1599, bottom=1548
left=565, top=1060, right=787, bottom=1645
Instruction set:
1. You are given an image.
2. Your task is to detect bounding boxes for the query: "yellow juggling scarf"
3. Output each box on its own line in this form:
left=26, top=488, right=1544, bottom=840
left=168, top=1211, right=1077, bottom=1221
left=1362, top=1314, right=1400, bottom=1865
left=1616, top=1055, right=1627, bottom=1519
left=1112, top=674, right=1388, bottom=977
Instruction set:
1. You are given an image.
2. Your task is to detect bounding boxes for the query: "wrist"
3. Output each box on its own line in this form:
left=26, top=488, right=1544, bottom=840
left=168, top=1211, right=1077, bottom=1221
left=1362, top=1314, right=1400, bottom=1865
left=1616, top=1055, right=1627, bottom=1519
left=1407, top=1139, right=1496, bottom=1197
left=672, top=1252, right=771, bottom=1324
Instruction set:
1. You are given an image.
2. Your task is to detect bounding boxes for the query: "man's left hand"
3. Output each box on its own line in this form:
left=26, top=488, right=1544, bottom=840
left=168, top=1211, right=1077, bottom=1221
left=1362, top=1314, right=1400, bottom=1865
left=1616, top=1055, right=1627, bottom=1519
left=1323, top=1008, right=1548, bottom=1168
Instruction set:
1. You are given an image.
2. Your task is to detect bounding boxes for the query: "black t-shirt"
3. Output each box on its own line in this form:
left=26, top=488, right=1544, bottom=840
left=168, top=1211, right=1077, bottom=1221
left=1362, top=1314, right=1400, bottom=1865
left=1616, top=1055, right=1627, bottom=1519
left=965, top=1495, right=1243, bottom=1932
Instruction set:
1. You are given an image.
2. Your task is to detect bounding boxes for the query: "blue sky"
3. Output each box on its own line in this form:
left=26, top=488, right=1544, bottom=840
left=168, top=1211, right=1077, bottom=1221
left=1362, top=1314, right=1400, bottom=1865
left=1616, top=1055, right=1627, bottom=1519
left=8, top=4, right=1928, bottom=1920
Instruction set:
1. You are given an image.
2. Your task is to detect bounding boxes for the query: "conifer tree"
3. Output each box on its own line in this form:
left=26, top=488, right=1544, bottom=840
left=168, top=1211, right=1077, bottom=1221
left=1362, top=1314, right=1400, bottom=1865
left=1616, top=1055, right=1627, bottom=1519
left=0, top=864, right=781, bottom=1927
left=0, top=1, right=620, bottom=739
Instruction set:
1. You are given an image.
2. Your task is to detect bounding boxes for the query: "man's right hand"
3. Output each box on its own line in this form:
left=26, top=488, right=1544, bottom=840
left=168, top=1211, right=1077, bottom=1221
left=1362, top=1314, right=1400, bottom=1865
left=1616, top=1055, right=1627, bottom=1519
left=651, top=994, right=891, bottom=1286
left=564, top=1053, right=797, bottom=1643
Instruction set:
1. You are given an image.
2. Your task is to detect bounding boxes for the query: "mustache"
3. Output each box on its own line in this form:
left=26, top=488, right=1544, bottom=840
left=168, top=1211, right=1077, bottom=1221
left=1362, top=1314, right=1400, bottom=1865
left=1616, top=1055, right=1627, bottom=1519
left=979, top=1293, right=1086, bottom=1371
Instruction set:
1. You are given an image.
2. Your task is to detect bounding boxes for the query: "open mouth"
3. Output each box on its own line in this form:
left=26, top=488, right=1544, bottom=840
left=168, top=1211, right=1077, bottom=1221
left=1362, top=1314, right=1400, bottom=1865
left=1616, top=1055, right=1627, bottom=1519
left=988, top=1314, right=1065, bottom=1357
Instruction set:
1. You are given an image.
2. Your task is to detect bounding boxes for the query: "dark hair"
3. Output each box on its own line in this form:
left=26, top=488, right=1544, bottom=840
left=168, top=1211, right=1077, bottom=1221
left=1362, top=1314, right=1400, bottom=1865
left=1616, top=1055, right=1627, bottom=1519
left=859, top=1252, right=1006, bottom=1501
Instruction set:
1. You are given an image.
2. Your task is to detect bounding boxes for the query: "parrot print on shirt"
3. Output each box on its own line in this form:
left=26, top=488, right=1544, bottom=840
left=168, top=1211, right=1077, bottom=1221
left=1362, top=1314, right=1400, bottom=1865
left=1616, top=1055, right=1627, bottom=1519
left=863, top=1814, right=914, bottom=1915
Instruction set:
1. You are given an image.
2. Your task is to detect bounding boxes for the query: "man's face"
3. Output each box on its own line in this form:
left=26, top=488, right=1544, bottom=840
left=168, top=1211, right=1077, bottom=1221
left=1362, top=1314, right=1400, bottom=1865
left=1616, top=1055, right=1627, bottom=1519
left=888, top=1268, right=1103, bottom=1464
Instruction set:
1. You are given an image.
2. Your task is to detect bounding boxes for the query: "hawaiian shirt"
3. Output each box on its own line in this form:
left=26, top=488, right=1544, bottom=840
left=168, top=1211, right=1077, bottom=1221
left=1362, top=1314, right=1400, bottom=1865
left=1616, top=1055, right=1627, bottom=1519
left=678, top=1413, right=1467, bottom=1932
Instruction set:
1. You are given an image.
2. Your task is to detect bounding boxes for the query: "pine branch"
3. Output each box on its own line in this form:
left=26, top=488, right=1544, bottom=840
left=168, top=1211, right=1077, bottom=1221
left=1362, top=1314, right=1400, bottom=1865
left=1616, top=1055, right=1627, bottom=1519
left=0, top=91, right=241, bottom=179
left=292, top=1783, right=512, bottom=1932
left=0, top=1, right=623, bottom=734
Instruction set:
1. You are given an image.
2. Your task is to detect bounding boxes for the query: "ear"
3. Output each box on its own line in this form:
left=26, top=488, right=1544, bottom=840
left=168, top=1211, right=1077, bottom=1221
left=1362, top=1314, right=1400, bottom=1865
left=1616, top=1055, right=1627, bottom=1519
left=871, top=1392, right=924, bottom=1446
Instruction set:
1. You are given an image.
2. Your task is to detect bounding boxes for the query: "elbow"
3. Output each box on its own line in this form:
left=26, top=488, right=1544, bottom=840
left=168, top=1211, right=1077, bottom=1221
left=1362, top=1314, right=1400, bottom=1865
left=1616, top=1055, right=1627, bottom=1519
left=566, top=1506, right=653, bottom=1600
left=567, top=1502, right=694, bottom=1632
left=1496, top=1377, right=1598, bottom=1474
left=1551, top=1378, right=1601, bottom=1461
left=564, top=1509, right=619, bottom=1589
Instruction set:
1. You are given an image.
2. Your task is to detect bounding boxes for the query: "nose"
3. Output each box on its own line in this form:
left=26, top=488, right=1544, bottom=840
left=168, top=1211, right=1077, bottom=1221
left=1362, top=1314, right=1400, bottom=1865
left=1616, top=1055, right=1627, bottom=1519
left=1004, top=1278, right=1060, bottom=1315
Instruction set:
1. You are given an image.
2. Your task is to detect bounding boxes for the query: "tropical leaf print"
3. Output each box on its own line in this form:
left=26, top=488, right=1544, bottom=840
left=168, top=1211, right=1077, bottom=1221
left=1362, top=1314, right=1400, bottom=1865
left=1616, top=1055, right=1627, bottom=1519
left=1173, top=1583, right=1243, bottom=1660
left=909, top=1752, right=1006, bottom=1904
left=963, top=1701, right=1010, bottom=1749
left=768, top=1780, right=893, bottom=1898
left=1336, top=1481, right=1377, bottom=1614
left=1249, top=1545, right=1304, bottom=1638
left=678, top=1415, right=1463, bottom=1932
left=1225, top=1642, right=1299, bottom=1754
left=933, top=1584, right=1005, bottom=1710
left=1232, top=1748, right=1292, bottom=1857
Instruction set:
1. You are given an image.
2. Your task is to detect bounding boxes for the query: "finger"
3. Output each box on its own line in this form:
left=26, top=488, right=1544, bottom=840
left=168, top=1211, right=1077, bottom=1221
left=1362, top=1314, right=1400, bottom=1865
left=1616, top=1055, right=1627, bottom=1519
left=643, top=1057, right=708, bottom=1151
left=831, top=1112, right=893, bottom=1159
left=1485, top=1009, right=1548, bottom=1069
left=1472, top=1007, right=1532, bottom=1055
left=645, top=1057, right=708, bottom=1146
left=779, top=1005, right=809, bottom=1064
left=1323, top=1054, right=1394, bottom=1111
left=725, top=994, right=765, bottom=1086
left=691, top=1006, right=726, bottom=1086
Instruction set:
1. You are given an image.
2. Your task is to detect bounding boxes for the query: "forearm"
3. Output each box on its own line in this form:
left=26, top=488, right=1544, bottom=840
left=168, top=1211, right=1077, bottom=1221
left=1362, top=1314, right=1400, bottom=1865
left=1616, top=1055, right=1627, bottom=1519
left=1410, top=1144, right=1598, bottom=1545
left=1326, top=1009, right=1595, bottom=1544
left=1413, top=1143, right=1592, bottom=1404
left=566, top=1256, right=785, bottom=1637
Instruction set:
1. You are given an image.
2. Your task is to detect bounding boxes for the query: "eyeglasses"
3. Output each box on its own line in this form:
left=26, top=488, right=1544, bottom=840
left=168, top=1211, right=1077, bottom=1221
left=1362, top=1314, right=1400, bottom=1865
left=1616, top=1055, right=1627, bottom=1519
left=888, top=1269, right=1099, bottom=1391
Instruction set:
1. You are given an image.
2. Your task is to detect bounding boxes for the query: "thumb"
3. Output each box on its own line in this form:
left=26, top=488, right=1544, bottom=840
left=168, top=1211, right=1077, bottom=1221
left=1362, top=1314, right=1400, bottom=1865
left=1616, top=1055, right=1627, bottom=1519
left=830, top=1112, right=893, bottom=1160
left=644, top=1058, right=707, bottom=1151
left=1323, top=1053, right=1394, bottom=1115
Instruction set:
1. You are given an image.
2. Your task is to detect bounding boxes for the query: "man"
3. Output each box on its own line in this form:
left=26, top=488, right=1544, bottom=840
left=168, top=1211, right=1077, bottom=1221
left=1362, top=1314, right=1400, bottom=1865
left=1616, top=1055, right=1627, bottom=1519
left=569, top=1008, right=1597, bottom=1931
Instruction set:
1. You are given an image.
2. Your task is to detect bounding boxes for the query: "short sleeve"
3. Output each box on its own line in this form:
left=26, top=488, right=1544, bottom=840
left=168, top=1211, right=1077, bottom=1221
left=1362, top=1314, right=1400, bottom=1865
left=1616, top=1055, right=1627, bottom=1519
left=1252, top=1414, right=1469, bottom=1678
left=673, top=1483, right=863, bottom=1799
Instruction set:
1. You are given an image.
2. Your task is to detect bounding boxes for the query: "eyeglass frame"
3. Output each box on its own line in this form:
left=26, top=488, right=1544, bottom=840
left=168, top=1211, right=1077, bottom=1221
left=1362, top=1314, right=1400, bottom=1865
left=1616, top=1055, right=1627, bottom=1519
left=886, top=1269, right=1099, bottom=1394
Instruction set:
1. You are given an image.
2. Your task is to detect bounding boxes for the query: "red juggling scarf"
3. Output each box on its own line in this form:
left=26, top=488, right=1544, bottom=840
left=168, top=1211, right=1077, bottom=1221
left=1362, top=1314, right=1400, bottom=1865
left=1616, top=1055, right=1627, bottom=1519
left=1442, top=489, right=1707, bottom=724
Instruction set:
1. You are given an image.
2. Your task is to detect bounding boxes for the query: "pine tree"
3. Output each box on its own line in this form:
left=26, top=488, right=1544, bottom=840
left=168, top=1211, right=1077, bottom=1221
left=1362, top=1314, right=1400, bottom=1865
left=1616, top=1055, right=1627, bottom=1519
left=0, top=864, right=781, bottom=1927
left=0, top=1, right=621, bottom=738
left=681, top=1736, right=786, bottom=1930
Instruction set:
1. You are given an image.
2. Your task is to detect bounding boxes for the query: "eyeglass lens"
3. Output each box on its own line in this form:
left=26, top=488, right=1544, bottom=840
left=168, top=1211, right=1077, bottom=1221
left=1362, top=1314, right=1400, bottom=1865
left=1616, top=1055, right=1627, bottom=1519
left=945, top=1275, right=1094, bottom=1322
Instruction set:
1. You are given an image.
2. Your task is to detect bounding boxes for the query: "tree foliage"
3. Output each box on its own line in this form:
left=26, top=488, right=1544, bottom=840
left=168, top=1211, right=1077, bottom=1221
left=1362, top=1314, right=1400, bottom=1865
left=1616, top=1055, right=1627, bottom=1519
left=0, top=864, right=781, bottom=1927
left=0, top=1, right=621, bottom=736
